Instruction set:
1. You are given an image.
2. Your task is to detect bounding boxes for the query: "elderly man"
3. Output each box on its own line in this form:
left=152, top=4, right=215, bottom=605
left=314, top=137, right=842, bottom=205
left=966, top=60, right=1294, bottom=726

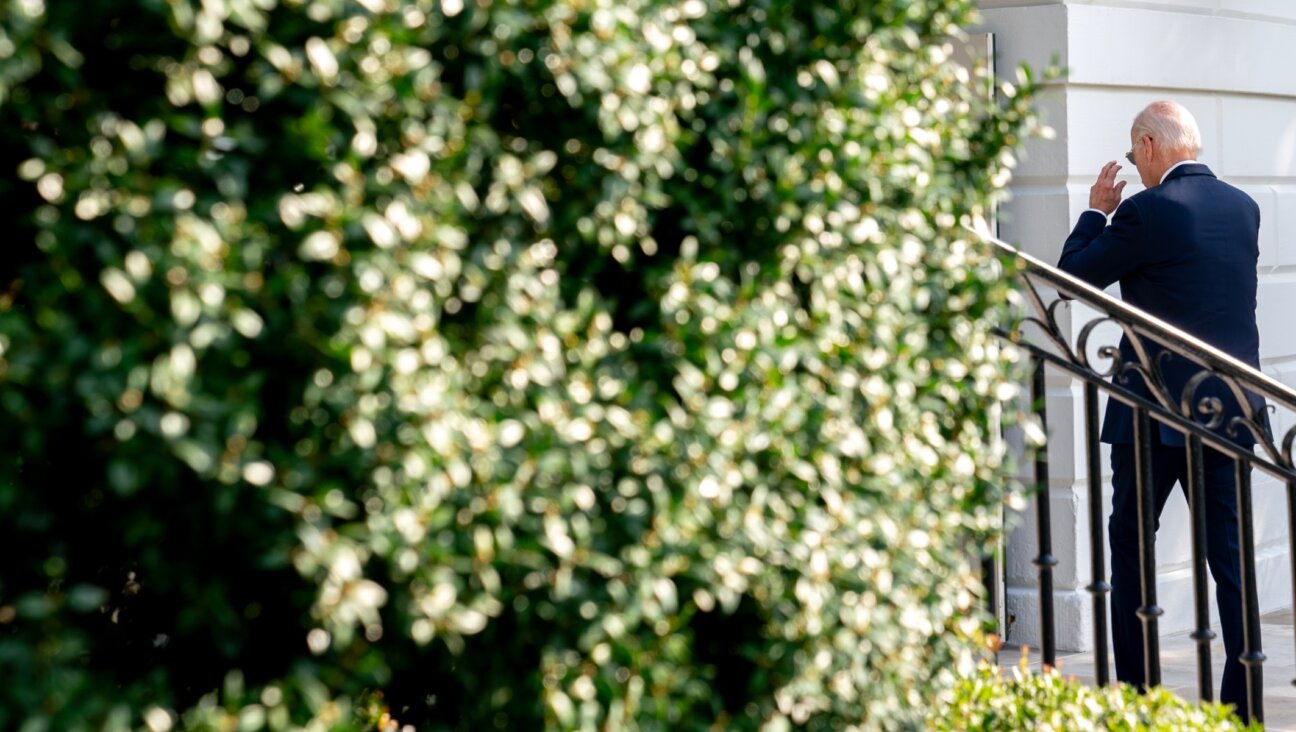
left=1056, top=100, right=1264, bottom=721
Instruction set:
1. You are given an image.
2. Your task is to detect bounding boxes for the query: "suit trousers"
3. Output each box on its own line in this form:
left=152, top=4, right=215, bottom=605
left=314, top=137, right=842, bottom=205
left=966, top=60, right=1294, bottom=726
left=1108, top=440, right=1252, bottom=721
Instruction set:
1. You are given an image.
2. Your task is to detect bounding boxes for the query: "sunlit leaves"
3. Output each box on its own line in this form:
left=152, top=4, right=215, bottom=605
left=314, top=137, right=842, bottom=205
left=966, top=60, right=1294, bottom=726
left=935, top=664, right=1256, bottom=731
left=1, top=0, right=1046, bottom=729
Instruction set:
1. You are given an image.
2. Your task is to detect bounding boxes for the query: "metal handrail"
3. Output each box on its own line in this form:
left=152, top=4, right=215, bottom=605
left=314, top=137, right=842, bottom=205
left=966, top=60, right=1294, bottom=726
left=969, top=225, right=1296, bottom=725
left=993, top=236, right=1296, bottom=447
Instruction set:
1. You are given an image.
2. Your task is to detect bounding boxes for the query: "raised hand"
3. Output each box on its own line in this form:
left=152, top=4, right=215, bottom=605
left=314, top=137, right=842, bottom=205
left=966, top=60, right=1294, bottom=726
left=1089, top=160, right=1127, bottom=214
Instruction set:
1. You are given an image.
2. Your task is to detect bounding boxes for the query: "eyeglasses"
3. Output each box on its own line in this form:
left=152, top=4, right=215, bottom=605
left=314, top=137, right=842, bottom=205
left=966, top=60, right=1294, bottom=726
left=1126, top=134, right=1151, bottom=165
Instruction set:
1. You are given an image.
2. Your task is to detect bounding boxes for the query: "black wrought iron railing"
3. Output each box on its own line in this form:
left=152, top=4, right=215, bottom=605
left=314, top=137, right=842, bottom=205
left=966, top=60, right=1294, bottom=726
left=981, top=232, right=1296, bottom=724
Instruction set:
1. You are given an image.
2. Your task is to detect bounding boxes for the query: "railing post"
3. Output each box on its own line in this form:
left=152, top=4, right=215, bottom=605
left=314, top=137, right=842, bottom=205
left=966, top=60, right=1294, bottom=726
left=1032, top=359, right=1057, bottom=669
left=1083, top=383, right=1110, bottom=686
left=1132, top=407, right=1162, bottom=688
left=1235, top=460, right=1265, bottom=723
left=1185, top=435, right=1215, bottom=702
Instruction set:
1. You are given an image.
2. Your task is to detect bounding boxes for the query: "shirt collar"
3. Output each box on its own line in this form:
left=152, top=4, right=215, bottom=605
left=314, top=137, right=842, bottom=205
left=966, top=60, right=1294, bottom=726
left=1160, top=160, right=1197, bottom=185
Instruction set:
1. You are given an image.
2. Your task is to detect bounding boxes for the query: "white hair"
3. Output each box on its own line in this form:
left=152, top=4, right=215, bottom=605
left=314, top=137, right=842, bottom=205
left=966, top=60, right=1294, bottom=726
left=1132, top=100, right=1202, bottom=157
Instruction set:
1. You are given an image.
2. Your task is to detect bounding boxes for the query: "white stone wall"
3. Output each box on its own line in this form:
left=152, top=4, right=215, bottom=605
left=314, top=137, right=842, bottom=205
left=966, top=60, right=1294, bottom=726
left=978, top=0, right=1296, bottom=652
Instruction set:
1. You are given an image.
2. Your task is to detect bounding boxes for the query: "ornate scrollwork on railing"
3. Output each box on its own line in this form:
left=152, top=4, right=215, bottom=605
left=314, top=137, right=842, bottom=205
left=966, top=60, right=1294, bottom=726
left=1076, top=320, right=1122, bottom=378
left=983, top=232, right=1296, bottom=480
left=1284, top=423, right=1296, bottom=468
left=1013, top=272, right=1078, bottom=365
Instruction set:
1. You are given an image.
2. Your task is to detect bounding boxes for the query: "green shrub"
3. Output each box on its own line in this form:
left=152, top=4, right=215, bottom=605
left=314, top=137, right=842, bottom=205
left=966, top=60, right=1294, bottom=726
left=0, top=0, right=1044, bottom=729
left=933, top=662, right=1258, bottom=731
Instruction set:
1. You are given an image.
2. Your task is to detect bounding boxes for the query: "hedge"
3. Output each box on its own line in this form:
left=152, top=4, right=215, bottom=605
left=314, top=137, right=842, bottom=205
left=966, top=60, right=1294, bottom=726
left=933, top=662, right=1258, bottom=732
left=0, top=0, right=1042, bottom=729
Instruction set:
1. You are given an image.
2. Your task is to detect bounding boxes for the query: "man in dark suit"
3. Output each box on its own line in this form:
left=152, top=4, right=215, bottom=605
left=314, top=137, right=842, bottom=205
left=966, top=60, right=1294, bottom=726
left=1056, top=100, right=1263, bottom=720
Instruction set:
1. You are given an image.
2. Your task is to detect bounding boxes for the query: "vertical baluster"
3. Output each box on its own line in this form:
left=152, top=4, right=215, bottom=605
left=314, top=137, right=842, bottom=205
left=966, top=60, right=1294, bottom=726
left=1032, top=360, right=1057, bottom=669
left=1288, top=475, right=1296, bottom=691
left=1083, top=383, right=1110, bottom=686
left=1235, top=460, right=1265, bottom=723
left=1185, top=436, right=1214, bottom=702
left=1132, top=407, right=1162, bottom=687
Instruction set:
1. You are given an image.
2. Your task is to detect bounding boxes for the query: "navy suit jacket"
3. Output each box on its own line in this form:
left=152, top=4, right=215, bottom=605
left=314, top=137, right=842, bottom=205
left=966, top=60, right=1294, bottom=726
left=1057, top=163, right=1265, bottom=446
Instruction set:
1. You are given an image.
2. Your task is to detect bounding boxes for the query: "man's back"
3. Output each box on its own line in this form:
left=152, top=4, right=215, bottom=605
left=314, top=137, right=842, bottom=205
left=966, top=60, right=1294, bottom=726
left=1115, top=165, right=1261, bottom=365
left=1058, top=162, right=1263, bottom=445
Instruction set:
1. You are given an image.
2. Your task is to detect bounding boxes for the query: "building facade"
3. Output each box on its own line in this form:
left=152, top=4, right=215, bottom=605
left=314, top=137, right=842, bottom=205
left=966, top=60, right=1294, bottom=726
left=978, top=0, right=1296, bottom=652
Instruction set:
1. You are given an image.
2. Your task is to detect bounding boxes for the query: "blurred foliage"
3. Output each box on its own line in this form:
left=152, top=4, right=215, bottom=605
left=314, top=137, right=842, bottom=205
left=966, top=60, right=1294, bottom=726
left=932, top=662, right=1257, bottom=731
left=0, top=0, right=1047, bottom=729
